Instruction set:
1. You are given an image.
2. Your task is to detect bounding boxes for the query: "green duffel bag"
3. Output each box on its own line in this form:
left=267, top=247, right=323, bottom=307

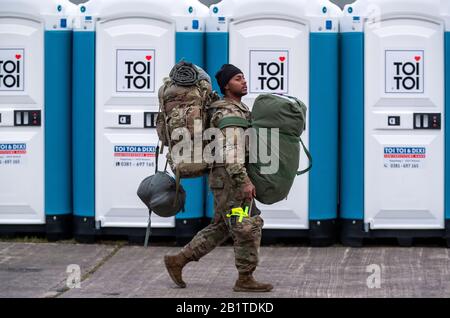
left=247, top=94, right=312, bottom=205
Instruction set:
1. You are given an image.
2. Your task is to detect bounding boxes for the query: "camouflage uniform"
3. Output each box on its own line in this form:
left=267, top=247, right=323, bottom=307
left=181, top=98, right=264, bottom=275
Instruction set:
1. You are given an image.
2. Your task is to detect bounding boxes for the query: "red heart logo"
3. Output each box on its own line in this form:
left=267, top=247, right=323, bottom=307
left=15, top=54, right=21, bottom=60
left=415, top=56, right=421, bottom=62
left=145, top=56, right=152, bottom=61
left=279, top=56, right=286, bottom=62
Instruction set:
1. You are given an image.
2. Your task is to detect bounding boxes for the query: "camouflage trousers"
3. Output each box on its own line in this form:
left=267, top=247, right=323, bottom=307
left=181, top=167, right=264, bottom=274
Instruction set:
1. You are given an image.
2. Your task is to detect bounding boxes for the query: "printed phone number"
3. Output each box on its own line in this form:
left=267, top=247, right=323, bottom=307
left=0, top=159, right=21, bottom=165
left=387, top=163, right=420, bottom=169
left=115, top=162, right=155, bottom=168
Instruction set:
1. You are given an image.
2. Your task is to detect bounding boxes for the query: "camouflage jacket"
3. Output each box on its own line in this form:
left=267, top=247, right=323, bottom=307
left=207, top=98, right=251, bottom=188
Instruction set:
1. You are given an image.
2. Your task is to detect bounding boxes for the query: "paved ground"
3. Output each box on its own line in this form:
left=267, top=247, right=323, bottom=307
left=1, top=240, right=450, bottom=298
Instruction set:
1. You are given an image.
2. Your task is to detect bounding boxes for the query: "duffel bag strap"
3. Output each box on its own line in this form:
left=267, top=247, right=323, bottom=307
left=297, top=138, right=313, bottom=175
left=155, top=145, right=160, bottom=174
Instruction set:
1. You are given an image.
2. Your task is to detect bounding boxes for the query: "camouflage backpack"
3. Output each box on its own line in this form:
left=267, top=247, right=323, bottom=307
left=156, top=61, right=218, bottom=181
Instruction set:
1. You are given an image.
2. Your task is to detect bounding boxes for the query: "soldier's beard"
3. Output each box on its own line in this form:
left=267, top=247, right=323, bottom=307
left=225, top=90, right=247, bottom=100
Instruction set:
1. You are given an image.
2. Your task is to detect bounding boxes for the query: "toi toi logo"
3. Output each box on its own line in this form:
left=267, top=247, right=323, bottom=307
left=250, top=50, right=289, bottom=94
left=117, top=49, right=155, bottom=93
left=0, top=49, right=24, bottom=91
left=386, top=50, right=424, bottom=93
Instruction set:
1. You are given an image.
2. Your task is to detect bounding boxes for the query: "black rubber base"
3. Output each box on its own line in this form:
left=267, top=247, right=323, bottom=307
left=73, top=216, right=97, bottom=244
left=45, top=215, right=73, bottom=241
left=309, top=219, right=338, bottom=247
left=0, top=224, right=46, bottom=239
left=341, top=219, right=450, bottom=247
left=175, top=218, right=207, bottom=246
left=0, top=214, right=72, bottom=241
left=73, top=215, right=206, bottom=245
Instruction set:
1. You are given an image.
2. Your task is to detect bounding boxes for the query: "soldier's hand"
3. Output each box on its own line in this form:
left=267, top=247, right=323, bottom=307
left=242, top=178, right=256, bottom=202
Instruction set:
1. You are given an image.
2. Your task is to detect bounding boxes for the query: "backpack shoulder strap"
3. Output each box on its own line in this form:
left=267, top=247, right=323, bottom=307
left=158, top=79, right=174, bottom=172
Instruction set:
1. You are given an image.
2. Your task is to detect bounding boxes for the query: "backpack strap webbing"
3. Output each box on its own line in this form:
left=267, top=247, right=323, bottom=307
left=217, top=116, right=251, bottom=130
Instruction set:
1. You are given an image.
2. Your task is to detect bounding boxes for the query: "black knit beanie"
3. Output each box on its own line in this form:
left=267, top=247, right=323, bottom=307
left=215, top=64, right=243, bottom=94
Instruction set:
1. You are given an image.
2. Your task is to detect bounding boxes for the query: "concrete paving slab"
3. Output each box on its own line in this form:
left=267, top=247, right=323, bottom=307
left=0, top=242, right=117, bottom=298
left=61, top=245, right=450, bottom=298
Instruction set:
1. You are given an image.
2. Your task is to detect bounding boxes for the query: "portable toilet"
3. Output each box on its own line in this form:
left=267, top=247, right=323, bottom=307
left=205, top=0, right=341, bottom=246
left=340, top=0, right=450, bottom=246
left=0, top=0, right=74, bottom=240
left=72, top=0, right=209, bottom=243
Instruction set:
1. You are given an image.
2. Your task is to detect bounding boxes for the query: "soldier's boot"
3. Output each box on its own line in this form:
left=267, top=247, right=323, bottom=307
left=164, top=252, right=192, bottom=288
left=233, top=273, right=274, bottom=292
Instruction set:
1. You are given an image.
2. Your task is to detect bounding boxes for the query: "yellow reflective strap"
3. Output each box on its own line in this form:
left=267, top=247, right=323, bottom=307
left=231, top=207, right=244, bottom=214
left=240, top=206, right=249, bottom=222
left=226, top=208, right=242, bottom=219
left=227, top=207, right=249, bottom=223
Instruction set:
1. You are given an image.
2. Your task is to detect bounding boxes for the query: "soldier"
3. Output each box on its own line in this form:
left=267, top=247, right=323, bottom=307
left=164, top=64, right=273, bottom=293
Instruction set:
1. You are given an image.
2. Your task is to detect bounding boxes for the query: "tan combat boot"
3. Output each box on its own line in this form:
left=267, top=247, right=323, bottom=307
left=164, top=252, right=192, bottom=288
left=233, top=273, right=274, bottom=292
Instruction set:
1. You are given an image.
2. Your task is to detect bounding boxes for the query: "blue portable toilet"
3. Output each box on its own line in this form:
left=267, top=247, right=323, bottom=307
left=0, top=0, right=75, bottom=241
left=340, top=0, right=450, bottom=246
left=72, top=0, right=209, bottom=243
left=205, top=0, right=341, bottom=246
